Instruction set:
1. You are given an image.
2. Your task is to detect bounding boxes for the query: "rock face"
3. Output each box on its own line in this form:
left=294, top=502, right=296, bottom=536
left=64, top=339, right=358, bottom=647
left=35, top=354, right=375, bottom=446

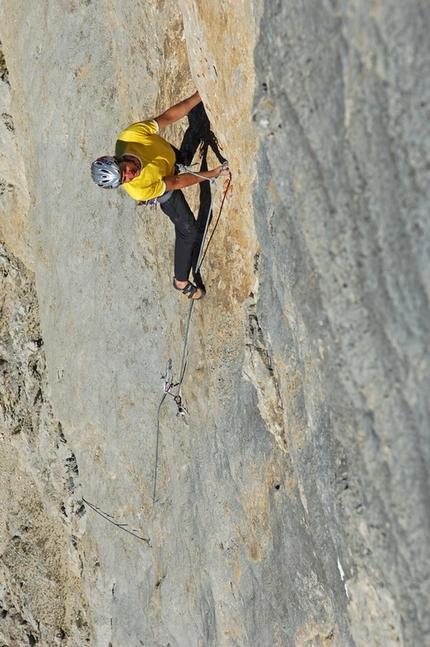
left=0, top=244, right=89, bottom=646
left=1, top=1, right=429, bottom=647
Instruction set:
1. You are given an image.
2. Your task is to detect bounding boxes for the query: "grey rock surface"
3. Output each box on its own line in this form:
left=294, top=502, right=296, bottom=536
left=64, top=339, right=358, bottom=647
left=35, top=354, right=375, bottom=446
left=0, top=1, right=429, bottom=646
left=252, top=1, right=430, bottom=645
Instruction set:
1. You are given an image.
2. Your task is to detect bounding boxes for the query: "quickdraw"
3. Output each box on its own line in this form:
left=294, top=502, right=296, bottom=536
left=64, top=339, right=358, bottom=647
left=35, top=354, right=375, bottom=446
left=136, top=198, right=158, bottom=208
left=160, top=359, right=188, bottom=422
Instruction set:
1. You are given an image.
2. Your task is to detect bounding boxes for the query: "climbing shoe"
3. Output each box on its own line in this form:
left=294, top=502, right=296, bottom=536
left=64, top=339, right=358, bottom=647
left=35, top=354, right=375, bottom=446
left=173, top=278, right=206, bottom=300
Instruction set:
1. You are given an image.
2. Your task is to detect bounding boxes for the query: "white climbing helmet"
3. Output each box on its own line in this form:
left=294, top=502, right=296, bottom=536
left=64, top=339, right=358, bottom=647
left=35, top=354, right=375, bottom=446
left=91, top=156, right=121, bottom=189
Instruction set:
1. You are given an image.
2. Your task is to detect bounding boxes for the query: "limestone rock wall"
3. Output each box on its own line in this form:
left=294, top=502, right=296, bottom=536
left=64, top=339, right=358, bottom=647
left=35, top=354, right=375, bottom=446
left=1, top=1, right=429, bottom=646
left=1, top=28, right=90, bottom=647
left=0, top=46, right=31, bottom=270
left=251, top=2, right=430, bottom=645
left=0, top=241, right=89, bottom=645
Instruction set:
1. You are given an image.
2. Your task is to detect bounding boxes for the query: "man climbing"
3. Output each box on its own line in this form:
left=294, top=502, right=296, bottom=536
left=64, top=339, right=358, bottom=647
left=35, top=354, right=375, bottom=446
left=91, top=91, right=229, bottom=300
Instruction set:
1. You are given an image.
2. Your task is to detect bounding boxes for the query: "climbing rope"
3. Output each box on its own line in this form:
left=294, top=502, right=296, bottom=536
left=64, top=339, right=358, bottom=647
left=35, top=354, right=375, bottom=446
left=172, top=161, right=230, bottom=400
left=165, top=161, right=230, bottom=409
left=152, top=164, right=231, bottom=504
left=83, top=497, right=151, bottom=546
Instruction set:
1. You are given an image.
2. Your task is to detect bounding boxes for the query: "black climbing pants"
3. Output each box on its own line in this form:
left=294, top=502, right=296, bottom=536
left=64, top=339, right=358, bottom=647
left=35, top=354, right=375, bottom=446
left=160, top=189, right=199, bottom=282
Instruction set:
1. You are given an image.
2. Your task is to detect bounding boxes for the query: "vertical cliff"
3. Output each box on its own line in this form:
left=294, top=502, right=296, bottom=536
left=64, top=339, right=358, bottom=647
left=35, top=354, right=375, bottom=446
left=251, top=4, right=430, bottom=645
left=1, top=1, right=429, bottom=646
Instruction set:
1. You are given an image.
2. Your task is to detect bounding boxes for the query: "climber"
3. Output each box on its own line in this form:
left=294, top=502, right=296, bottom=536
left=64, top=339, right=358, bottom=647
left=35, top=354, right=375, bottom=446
left=91, top=91, right=230, bottom=300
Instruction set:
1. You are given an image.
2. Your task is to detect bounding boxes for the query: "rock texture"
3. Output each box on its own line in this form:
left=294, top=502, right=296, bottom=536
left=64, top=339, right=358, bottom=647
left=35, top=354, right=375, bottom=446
left=0, top=243, right=90, bottom=645
left=252, top=3, right=430, bottom=645
left=1, top=1, right=429, bottom=646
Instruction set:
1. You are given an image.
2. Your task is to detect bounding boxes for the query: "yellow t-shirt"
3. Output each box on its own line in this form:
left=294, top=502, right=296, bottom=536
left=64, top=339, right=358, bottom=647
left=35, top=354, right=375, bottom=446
left=115, top=120, right=176, bottom=201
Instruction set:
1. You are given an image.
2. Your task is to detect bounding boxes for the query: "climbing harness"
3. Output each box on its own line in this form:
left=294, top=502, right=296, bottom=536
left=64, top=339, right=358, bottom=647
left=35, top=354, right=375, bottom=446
left=152, top=162, right=231, bottom=505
